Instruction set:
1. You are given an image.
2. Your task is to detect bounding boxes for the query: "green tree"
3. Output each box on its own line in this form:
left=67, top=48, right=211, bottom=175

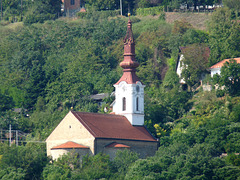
left=136, top=0, right=151, bottom=8
left=223, top=0, right=240, bottom=19
left=73, top=153, right=113, bottom=179
left=42, top=164, right=71, bottom=180
left=86, top=0, right=119, bottom=10
left=0, top=143, right=49, bottom=180
left=0, top=92, right=14, bottom=111
left=0, top=167, right=26, bottom=180
left=1, top=0, right=32, bottom=21
left=180, top=43, right=209, bottom=89
left=112, top=149, right=139, bottom=178
left=217, top=59, right=240, bottom=96
left=208, top=7, right=240, bottom=65
left=24, top=0, right=61, bottom=24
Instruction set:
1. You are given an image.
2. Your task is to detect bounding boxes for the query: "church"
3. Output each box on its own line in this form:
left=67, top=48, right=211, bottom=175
left=46, top=17, right=159, bottom=160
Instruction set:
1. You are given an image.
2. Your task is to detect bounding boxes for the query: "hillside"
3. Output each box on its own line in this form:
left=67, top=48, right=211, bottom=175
left=165, top=12, right=211, bottom=30
left=0, top=7, right=240, bottom=180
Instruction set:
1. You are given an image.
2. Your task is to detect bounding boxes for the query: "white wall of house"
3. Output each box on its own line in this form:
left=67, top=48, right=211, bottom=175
left=210, top=67, right=221, bottom=77
left=176, top=54, right=186, bottom=84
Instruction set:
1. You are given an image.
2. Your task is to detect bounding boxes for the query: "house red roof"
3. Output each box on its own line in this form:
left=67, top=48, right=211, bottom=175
left=71, top=111, right=157, bottom=142
left=80, top=8, right=86, bottom=12
left=105, top=142, right=130, bottom=148
left=51, top=141, right=89, bottom=150
left=210, top=58, right=240, bottom=69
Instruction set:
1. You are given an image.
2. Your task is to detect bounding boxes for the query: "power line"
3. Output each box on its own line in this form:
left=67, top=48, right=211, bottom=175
left=0, top=139, right=45, bottom=143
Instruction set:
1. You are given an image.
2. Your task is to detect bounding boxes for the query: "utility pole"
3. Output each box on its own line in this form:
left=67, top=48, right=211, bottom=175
left=1, top=0, right=3, bottom=21
left=16, top=130, right=18, bottom=146
left=120, top=0, right=122, bottom=16
left=20, top=0, right=23, bottom=21
left=9, top=124, right=11, bottom=147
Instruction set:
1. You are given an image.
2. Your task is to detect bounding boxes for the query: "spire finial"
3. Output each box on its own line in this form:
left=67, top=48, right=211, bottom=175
left=119, top=16, right=139, bottom=70
left=115, top=13, right=141, bottom=85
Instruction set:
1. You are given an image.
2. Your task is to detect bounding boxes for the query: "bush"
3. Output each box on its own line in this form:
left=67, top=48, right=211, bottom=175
left=136, top=6, right=164, bottom=16
left=76, top=9, right=120, bottom=19
left=24, top=13, right=56, bottom=24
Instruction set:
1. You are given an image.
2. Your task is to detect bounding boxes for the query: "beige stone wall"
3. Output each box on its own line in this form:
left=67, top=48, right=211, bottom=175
left=46, top=111, right=95, bottom=158
left=51, top=148, right=90, bottom=160
left=96, top=139, right=159, bottom=159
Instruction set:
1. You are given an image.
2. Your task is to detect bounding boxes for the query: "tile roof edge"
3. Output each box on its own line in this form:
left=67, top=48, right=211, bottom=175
left=95, top=137, right=158, bottom=142
left=105, top=142, right=130, bottom=148
left=210, top=57, right=240, bottom=69
left=132, top=125, right=158, bottom=141
left=142, top=125, right=159, bottom=141
left=71, top=110, right=125, bottom=117
left=71, top=111, right=97, bottom=137
left=51, top=141, right=89, bottom=150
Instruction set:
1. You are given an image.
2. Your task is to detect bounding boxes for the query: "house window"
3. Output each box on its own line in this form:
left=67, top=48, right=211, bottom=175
left=136, top=97, right=139, bottom=111
left=71, top=0, right=75, bottom=5
left=122, top=97, right=126, bottom=111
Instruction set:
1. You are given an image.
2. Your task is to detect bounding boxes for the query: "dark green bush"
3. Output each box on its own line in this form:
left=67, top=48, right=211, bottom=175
left=136, top=6, right=164, bottom=16
left=77, top=9, right=120, bottom=19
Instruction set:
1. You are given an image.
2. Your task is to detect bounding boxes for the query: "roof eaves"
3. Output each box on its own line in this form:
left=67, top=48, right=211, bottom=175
left=95, top=137, right=158, bottom=142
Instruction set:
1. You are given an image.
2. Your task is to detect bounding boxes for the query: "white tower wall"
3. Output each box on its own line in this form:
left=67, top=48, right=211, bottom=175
left=113, top=81, right=145, bottom=126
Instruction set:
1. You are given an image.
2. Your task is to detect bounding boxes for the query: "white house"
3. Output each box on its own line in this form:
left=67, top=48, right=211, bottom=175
left=209, top=58, right=240, bottom=77
left=176, top=46, right=210, bottom=85
left=176, top=53, right=186, bottom=84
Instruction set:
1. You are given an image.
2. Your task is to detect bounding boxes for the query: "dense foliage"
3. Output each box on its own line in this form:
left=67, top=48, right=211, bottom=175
left=0, top=5, right=240, bottom=180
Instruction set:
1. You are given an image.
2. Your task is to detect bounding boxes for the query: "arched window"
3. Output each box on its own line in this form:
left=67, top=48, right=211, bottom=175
left=122, top=97, right=126, bottom=111
left=136, top=97, right=139, bottom=111
left=71, top=0, right=75, bottom=5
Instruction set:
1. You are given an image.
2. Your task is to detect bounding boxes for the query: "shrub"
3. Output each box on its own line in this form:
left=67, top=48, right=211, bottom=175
left=76, top=9, right=120, bottom=19
left=136, top=6, right=164, bottom=16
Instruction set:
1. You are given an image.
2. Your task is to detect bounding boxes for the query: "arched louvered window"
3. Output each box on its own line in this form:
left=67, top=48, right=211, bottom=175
left=71, top=0, right=75, bottom=5
left=122, top=97, right=126, bottom=111
left=136, top=97, right=139, bottom=111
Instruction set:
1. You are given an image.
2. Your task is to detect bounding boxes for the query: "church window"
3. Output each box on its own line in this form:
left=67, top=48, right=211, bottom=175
left=136, top=85, right=140, bottom=92
left=122, top=97, right=126, bottom=111
left=71, top=0, right=75, bottom=5
left=136, top=97, right=139, bottom=111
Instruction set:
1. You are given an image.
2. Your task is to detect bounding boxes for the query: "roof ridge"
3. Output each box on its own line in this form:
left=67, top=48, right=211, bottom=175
left=72, top=111, right=124, bottom=117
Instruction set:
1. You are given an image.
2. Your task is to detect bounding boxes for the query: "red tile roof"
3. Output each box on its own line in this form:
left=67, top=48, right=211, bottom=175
left=71, top=111, right=157, bottom=142
left=210, top=58, right=240, bottom=69
left=105, top=142, right=130, bottom=148
left=115, top=70, right=141, bottom=85
left=80, top=8, right=86, bottom=12
left=51, top=141, right=89, bottom=150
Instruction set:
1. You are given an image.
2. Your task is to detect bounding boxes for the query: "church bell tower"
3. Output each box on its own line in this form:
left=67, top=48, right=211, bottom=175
left=113, top=16, right=145, bottom=126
